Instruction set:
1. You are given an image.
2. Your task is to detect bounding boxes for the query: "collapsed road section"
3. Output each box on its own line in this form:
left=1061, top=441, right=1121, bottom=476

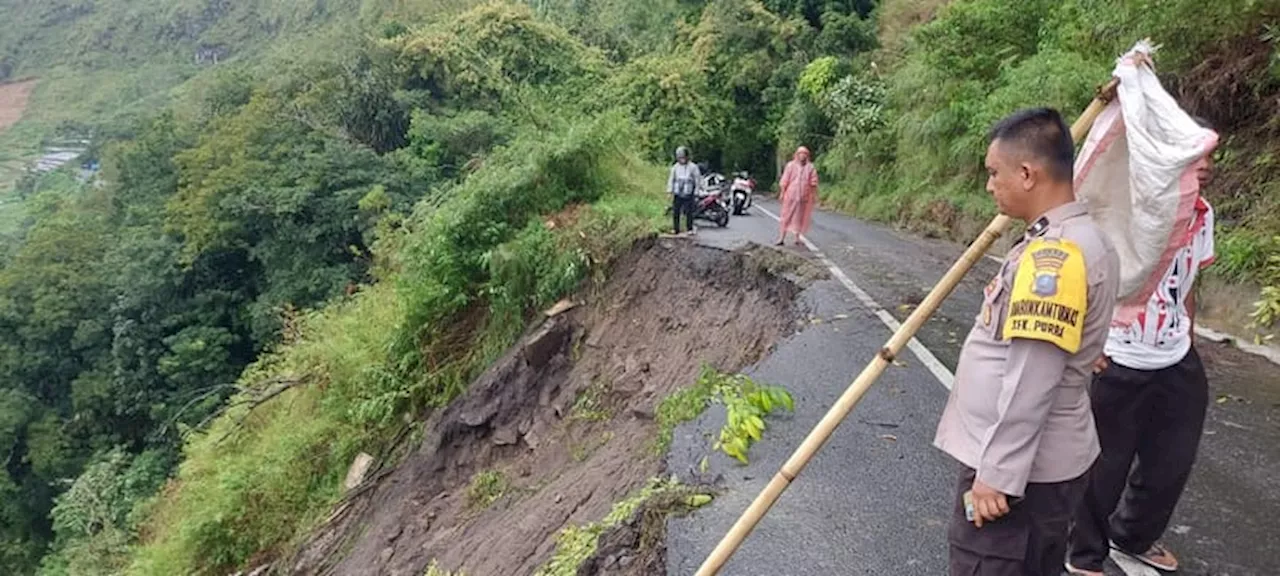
left=284, top=238, right=827, bottom=576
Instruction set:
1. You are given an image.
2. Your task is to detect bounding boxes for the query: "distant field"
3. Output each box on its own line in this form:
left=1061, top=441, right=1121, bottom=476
left=0, top=79, right=36, bottom=133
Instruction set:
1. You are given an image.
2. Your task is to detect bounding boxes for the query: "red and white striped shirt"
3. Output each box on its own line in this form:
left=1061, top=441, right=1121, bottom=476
left=1105, top=197, right=1215, bottom=370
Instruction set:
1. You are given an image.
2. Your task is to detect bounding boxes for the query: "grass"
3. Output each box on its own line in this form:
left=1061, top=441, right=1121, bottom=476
left=124, top=125, right=668, bottom=574
left=0, top=0, right=486, bottom=243
left=424, top=560, right=466, bottom=576
left=802, top=0, right=1280, bottom=339
left=532, top=476, right=712, bottom=576
left=821, top=0, right=1280, bottom=240
left=652, top=370, right=718, bottom=455
left=1213, top=230, right=1273, bottom=283
left=0, top=64, right=197, bottom=242
left=873, top=0, right=953, bottom=64
left=127, top=283, right=400, bottom=576
left=570, top=377, right=613, bottom=423
left=0, top=64, right=192, bottom=167
left=466, top=470, right=509, bottom=509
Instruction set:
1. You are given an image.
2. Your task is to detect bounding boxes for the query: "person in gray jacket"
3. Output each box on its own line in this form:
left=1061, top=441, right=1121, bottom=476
left=668, top=146, right=702, bottom=235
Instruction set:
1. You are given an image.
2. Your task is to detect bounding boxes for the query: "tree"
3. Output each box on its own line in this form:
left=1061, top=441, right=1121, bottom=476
left=0, top=189, right=119, bottom=569
left=601, top=53, right=733, bottom=161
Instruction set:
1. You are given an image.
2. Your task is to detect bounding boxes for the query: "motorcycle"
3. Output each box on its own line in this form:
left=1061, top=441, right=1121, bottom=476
left=699, top=170, right=731, bottom=227
left=692, top=186, right=731, bottom=228
left=665, top=185, right=730, bottom=229
left=702, top=169, right=727, bottom=195
left=665, top=167, right=731, bottom=230
left=728, top=171, right=755, bottom=215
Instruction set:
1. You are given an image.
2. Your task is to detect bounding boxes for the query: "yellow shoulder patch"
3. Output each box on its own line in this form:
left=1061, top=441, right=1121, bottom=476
left=1003, top=237, right=1088, bottom=353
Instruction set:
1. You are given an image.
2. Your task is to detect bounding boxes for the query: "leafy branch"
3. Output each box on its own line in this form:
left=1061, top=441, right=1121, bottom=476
left=1248, top=239, right=1280, bottom=334
left=654, top=366, right=794, bottom=464
left=710, top=373, right=794, bottom=464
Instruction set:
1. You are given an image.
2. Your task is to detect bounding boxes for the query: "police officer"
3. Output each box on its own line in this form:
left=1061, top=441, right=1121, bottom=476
left=933, top=108, right=1120, bottom=576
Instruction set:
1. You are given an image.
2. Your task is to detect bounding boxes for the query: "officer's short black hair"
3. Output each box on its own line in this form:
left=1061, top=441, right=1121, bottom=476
left=1191, top=115, right=1213, bottom=130
left=988, top=108, right=1075, bottom=184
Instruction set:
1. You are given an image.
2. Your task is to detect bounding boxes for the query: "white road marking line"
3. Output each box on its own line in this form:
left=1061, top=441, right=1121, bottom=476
left=754, top=204, right=955, bottom=389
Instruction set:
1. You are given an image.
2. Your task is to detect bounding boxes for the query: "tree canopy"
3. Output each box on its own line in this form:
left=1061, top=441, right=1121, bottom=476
left=2, top=0, right=1275, bottom=573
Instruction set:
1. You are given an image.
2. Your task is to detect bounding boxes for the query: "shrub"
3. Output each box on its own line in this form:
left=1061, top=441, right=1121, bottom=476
left=127, top=113, right=665, bottom=576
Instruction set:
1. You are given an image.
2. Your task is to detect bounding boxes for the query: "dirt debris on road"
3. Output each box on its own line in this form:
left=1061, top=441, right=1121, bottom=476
left=285, top=238, right=819, bottom=576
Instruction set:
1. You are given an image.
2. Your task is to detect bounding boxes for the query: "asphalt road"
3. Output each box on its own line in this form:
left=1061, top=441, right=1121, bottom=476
left=664, top=198, right=1280, bottom=576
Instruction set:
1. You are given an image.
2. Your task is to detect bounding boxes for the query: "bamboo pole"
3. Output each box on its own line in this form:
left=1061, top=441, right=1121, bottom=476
left=694, top=78, right=1120, bottom=576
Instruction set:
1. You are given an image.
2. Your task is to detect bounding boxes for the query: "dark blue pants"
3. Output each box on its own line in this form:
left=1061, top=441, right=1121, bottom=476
left=672, top=194, right=694, bottom=233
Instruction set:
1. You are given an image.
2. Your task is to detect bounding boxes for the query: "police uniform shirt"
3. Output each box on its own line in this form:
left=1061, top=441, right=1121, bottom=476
left=933, top=201, right=1120, bottom=498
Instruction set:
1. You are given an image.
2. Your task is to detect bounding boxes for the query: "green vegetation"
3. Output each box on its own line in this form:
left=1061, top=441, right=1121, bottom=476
left=466, top=470, right=510, bottom=509
left=570, top=377, right=614, bottom=423
left=708, top=372, right=794, bottom=464
left=425, top=560, right=466, bottom=576
left=0, top=0, right=1275, bottom=574
left=1250, top=244, right=1280, bottom=331
left=0, top=0, right=485, bottom=243
left=800, top=0, right=1280, bottom=324
left=655, top=366, right=795, bottom=464
left=533, top=475, right=712, bottom=576
left=0, top=2, right=677, bottom=572
left=654, top=371, right=719, bottom=455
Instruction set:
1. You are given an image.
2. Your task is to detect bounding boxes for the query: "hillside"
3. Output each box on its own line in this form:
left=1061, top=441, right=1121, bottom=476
left=0, top=1, right=837, bottom=573
left=0, top=0, right=474, bottom=241
left=809, top=0, right=1280, bottom=339
left=0, top=1, right=1276, bottom=575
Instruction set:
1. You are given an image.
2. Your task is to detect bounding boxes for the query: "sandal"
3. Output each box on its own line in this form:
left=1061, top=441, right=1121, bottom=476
left=1063, top=562, right=1103, bottom=576
left=1111, top=541, right=1178, bottom=572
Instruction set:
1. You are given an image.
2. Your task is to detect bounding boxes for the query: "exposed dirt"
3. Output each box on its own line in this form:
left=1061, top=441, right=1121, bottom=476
left=0, top=79, right=37, bottom=134
left=1177, top=32, right=1280, bottom=226
left=1177, top=33, right=1278, bottom=134
left=1174, top=32, right=1280, bottom=351
left=283, top=239, right=817, bottom=576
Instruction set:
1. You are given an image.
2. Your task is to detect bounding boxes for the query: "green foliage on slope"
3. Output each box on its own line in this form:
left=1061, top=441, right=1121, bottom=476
left=806, top=0, right=1280, bottom=317
left=4, top=0, right=1276, bottom=573
left=0, top=2, right=676, bottom=573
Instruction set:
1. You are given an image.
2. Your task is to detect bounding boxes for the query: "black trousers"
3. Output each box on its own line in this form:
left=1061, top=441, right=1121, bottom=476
left=672, top=194, right=694, bottom=233
left=1067, top=347, right=1208, bottom=571
left=949, top=467, right=1088, bottom=576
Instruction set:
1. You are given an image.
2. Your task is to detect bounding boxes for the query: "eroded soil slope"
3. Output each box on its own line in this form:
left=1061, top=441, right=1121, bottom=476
left=0, top=79, right=36, bottom=133
left=286, top=239, right=820, bottom=576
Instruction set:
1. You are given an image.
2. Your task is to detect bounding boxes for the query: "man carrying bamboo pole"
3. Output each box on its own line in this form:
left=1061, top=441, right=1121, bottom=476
left=1065, top=116, right=1219, bottom=576
left=933, top=108, right=1120, bottom=576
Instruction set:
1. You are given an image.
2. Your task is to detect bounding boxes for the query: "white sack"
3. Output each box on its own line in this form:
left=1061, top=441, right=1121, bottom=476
left=1074, top=40, right=1218, bottom=325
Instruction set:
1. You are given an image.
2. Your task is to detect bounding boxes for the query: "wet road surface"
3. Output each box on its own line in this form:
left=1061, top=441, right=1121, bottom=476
left=665, top=198, right=1280, bottom=576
